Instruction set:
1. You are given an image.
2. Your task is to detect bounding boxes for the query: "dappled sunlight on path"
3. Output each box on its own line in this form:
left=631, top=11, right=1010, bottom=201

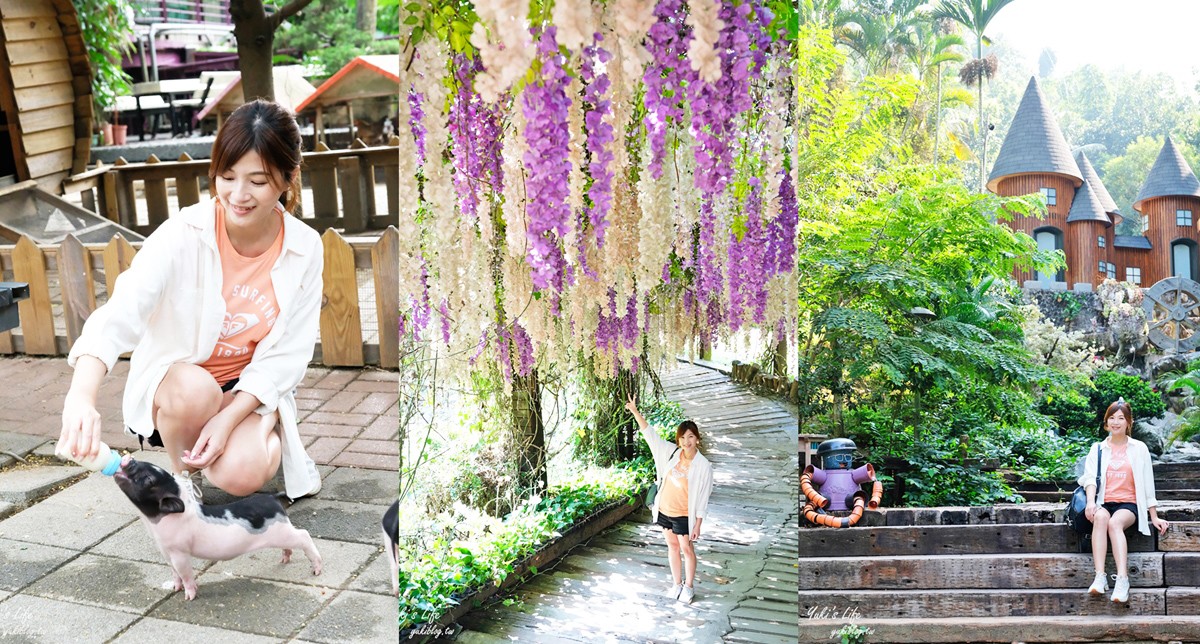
left=452, top=362, right=799, bottom=643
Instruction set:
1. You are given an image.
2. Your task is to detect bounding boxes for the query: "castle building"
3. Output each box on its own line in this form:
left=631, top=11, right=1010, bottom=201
left=987, top=76, right=1200, bottom=290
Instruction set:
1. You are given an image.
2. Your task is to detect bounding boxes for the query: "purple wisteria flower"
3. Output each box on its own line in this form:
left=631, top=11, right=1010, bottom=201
left=642, top=0, right=697, bottom=180
left=408, top=88, right=426, bottom=166
left=582, top=35, right=615, bottom=249
left=770, top=169, right=798, bottom=275
left=438, top=299, right=451, bottom=345
left=728, top=182, right=768, bottom=331
left=522, top=28, right=576, bottom=306
left=449, top=56, right=505, bottom=221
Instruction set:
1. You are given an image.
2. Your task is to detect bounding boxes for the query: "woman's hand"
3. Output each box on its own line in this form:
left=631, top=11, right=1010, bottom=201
left=181, top=414, right=235, bottom=470
left=690, top=518, right=703, bottom=541
left=59, top=393, right=103, bottom=462
left=1084, top=502, right=1097, bottom=522
left=624, top=395, right=638, bottom=415
left=1152, top=516, right=1170, bottom=536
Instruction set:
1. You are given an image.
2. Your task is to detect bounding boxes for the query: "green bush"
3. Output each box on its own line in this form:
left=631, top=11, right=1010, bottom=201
left=1088, top=371, right=1166, bottom=424
left=1038, top=387, right=1096, bottom=439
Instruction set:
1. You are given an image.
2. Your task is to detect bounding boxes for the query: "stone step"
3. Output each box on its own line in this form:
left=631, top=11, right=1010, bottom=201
left=797, top=586, right=1200, bottom=618
left=797, top=552, right=1180, bottom=590
left=799, top=523, right=1156, bottom=557
left=798, top=615, right=1200, bottom=643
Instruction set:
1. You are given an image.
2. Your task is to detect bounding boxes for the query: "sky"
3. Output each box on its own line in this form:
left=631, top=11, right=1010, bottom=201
left=985, top=0, right=1200, bottom=92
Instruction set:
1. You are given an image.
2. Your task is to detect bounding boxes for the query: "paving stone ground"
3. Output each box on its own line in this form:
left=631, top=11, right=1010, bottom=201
left=0, top=356, right=399, bottom=643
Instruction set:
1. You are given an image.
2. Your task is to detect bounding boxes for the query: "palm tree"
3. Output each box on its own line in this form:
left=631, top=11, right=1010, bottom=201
left=904, top=20, right=967, bottom=163
left=838, top=0, right=926, bottom=77
left=933, top=0, right=1017, bottom=191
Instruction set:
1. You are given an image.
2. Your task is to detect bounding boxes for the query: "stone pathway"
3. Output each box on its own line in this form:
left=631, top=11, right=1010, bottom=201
left=0, top=356, right=399, bottom=642
left=451, top=362, right=798, bottom=643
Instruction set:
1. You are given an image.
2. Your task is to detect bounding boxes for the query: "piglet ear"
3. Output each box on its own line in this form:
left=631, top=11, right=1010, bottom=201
left=160, top=496, right=185, bottom=514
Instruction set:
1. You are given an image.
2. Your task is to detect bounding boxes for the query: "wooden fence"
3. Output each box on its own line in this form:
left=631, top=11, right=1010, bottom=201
left=0, top=228, right=398, bottom=369
left=62, top=139, right=400, bottom=239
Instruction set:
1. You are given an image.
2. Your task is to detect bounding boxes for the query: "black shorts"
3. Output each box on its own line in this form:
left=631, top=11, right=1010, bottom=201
left=1101, top=501, right=1138, bottom=519
left=135, top=378, right=239, bottom=449
left=656, top=512, right=688, bottom=536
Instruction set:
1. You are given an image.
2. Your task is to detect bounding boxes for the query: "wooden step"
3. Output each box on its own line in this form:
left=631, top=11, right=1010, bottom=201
left=797, top=552, right=1169, bottom=590
left=1150, top=463, right=1200, bottom=480
left=798, top=587, right=1169, bottom=617
left=799, top=615, right=1200, bottom=643
left=798, top=523, right=1156, bottom=557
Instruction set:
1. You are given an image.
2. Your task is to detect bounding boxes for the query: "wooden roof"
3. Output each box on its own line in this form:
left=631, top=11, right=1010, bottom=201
left=295, top=55, right=400, bottom=113
left=196, top=65, right=316, bottom=120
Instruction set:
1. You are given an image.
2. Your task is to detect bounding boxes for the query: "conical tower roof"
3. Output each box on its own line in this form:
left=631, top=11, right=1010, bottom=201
left=1134, top=136, right=1200, bottom=211
left=1066, top=175, right=1110, bottom=225
left=1074, top=151, right=1121, bottom=223
left=987, top=77, right=1082, bottom=192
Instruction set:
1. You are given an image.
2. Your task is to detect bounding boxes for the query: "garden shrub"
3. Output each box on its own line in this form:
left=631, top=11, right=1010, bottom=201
left=1089, top=371, right=1165, bottom=422
left=1038, top=387, right=1098, bottom=439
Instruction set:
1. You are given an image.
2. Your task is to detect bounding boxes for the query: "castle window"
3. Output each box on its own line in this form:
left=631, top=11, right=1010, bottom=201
left=1098, top=235, right=1106, bottom=248
left=1179, top=209, right=1193, bottom=226
left=1126, top=267, right=1142, bottom=285
left=1107, top=263, right=1116, bottom=279
left=1143, top=216, right=1150, bottom=233
left=1098, top=260, right=1105, bottom=273
left=1040, top=187, right=1057, bottom=206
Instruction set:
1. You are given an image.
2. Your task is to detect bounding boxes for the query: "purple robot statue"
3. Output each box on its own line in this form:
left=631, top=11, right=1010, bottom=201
left=801, top=438, right=883, bottom=528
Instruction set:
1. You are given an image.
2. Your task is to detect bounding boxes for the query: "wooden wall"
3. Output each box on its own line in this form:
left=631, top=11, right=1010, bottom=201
left=0, top=0, right=92, bottom=193
left=994, top=173, right=1081, bottom=285
left=1137, top=195, right=1200, bottom=284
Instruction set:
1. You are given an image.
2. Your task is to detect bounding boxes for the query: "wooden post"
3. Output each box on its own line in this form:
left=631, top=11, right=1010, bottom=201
left=101, top=234, right=137, bottom=298
left=12, top=236, right=57, bottom=354
left=372, top=227, right=398, bottom=369
left=319, top=228, right=364, bottom=366
left=337, top=156, right=368, bottom=234
left=175, top=152, right=202, bottom=207
left=315, top=105, right=325, bottom=146
left=59, top=234, right=97, bottom=345
left=143, top=154, right=170, bottom=229
left=102, top=168, right=119, bottom=223
left=113, top=158, right=138, bottom=231
left=310, top=142, right=339, bottom=221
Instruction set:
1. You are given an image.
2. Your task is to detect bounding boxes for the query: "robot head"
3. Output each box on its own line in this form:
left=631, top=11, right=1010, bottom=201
left=816, top=438, right=857, bottom=470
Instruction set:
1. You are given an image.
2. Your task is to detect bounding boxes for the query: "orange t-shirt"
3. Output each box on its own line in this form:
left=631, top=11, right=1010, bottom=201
left=658, top=453, right=691, bottom=517
left=200, top=203, right=284, bottom=386
left=1104, top=443, right=1137, bottom=503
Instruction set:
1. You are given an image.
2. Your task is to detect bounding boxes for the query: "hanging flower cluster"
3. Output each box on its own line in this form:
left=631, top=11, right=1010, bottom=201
left=399, top=0, right=797, bottom=384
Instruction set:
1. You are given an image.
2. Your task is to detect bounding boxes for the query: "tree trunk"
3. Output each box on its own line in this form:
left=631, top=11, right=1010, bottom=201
left=356, top=0, right=378, bottom=37
left=513, top=370, right=547, bottom=497
left=933, top=63, right=942, bottom=163
left=227, top=0, right=318, bottom=103
left=773, top=338, right=788, bottom=376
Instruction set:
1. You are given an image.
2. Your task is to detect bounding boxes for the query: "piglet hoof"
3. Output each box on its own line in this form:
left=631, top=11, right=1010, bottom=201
left=281, top=548, right=293, bottom=565
left=312, top=560, right=322, bottom=576
left=184, top=584, right=197, bottom=601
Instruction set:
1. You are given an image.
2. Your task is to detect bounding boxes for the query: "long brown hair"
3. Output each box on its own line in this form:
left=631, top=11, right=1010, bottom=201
left=676, top=420, right=700, bottom=446
left=208, top=99, right=303, bottom=214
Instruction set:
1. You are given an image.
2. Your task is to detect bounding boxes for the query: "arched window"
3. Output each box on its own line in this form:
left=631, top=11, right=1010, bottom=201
left=1172, top=239, right=1198, bottom=282
left=1033, top=226, right=1064, bottom=285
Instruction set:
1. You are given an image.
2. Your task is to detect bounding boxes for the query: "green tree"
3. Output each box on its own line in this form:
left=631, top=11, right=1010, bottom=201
left=933, top=0, right=1017, bottom=192
left=73, top=0, right=135, bottom=125
left=229, top=0, right=319, bottom=101
left=276, top=0, right=401, bottom=77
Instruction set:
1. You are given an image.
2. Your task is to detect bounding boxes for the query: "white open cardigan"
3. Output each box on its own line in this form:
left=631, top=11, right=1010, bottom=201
left=1076, top=436, right=1158, bottom=536
left=67, top=198, right=323, bottom=499
left=639, top=423, right=714, bottom=536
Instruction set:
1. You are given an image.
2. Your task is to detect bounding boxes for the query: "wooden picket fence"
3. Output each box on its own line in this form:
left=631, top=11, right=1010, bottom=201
left=0, top=228, right=398, bottom=369
left=62, top=139, right=400, bottom=239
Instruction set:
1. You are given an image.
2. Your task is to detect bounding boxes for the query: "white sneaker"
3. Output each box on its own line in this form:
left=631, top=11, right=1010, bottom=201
left=1087, top=571, right=1108, bottom=595
left=664, top=584, right=681, bottom=599
left=679, top=585, right=694, bottom=604
left=1112, top=575, right=1130, bottom=603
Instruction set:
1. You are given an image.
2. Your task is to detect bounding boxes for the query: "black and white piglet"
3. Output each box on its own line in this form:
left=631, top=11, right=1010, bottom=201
left=383, top=498, right=398, bottom=594
left=114, top=454, right=322, bottom=600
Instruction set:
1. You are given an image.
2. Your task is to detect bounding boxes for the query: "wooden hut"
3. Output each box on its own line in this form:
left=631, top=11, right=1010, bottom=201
left=195, top=65, right=316, bottom=130
left=295, top=55, right=399, bottom=145
left=0, top=0, right=93, bottom=194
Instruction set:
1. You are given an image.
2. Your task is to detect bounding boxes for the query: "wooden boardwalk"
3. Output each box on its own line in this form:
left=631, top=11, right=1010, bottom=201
left=452, top=362, right=799, bottom=643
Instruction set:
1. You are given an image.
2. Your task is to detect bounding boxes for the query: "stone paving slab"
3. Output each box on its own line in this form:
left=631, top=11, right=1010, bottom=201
left=0, top=431, right=49, bottom=469
left=40, top=468, right=144, bottom=517
left=0, top=538, right=79, bottom=592
left=0, top=499, right=134, bottom=550
left=288, top=498, right=390, bottom=544
left=347, top=550, right=392, bottom=596
left=297, top=590, right=398, bottom=643
left=317, top=467, right=397, bottom=506
left=149, top=577, right=328, bottom=637
left=114, top=618, right=284, bottom=643
left=204, top=536, right=375, bottom=588
left=0, top=500, right=15, bottom=521
left=24, top=553, right=176, bottom=614
left=0, top=594, right=139, bottom=643
left=0, top=466, right=86, bottom=504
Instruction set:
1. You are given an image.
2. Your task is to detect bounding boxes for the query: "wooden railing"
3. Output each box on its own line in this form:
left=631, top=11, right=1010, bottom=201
left=0, top=228, right=398, bottom=369
left=63, top=140, right=400, bottom=239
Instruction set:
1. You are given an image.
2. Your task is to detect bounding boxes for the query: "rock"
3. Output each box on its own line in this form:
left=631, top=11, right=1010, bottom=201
left=1146, top=352, right=1200, bottom=381
left=1133, top=412, right=1178, bottom=455
left=1158, top=440, right=1200, bottom=463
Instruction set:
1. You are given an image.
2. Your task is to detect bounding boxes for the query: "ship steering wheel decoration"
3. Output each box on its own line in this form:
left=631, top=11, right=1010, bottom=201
left=1143, top=276, right=1200, bottom=353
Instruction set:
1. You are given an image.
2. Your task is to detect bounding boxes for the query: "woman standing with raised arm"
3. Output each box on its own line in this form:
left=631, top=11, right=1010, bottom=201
left=626, top=394, right=714, bottom=604
left=1082, top=399, right=1170, bottom=603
